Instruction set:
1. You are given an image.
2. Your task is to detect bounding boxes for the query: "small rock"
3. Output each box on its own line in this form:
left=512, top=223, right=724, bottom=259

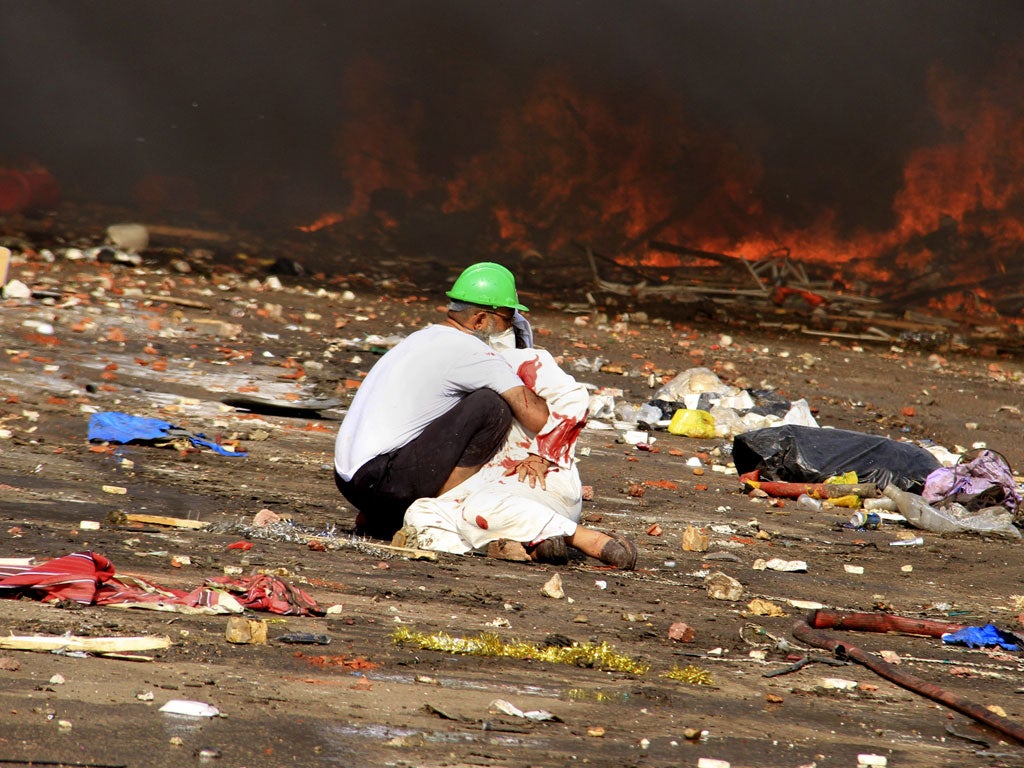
left=225, top=616, right=268, bottom=645
left=49, top=674, right=65, bottom=685
left=705, top=571, right=744, bottom=601
left=682, top=524, right=710, bottom=552
left=2, top=279, right=31, bottom=299
left=622, top=612, right=650, bottom=622
left=253, top=509, right=282, bottom=527
left=667, top=622, right=695, bottom=643
left=764, top=558, right=807, bottom=572
left=541, top=573, right=565, bottom=599
left=844, top=564, right=865, bottom=575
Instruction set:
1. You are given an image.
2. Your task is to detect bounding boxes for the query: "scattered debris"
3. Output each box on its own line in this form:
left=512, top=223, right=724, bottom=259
left=159, top=699, right=221, bottom=718
left=541, top=573, right=565, bottom=599
left=225, top=617, right=268, bottom=645
left=489, top=698, right=561, bottom=722
left=392, top=627, right=650, bottom=674
left=705, top=572, right=744, bottom=602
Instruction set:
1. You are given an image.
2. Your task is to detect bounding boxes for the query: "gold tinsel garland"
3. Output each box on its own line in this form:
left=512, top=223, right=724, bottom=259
left=391, top=627, right=650, bottom=675
left=662, top=664, right=714, bottom=686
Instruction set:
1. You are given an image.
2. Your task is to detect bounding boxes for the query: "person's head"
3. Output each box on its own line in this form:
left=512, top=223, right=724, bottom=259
left=445, top=262, right=527, bottom=345
left=446, top=300, right=515, bottom=345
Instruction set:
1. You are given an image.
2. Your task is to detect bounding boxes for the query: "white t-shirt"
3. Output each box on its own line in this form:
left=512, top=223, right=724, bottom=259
left=334, top=324, right=524, bottom=480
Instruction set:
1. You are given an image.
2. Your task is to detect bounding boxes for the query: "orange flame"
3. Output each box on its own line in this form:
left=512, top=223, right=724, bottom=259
left=297, top=211, right=345, bottom=233
left=317, top=54, right=1024, bottom=308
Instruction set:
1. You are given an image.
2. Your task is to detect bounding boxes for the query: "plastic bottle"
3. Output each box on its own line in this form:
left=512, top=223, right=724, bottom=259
left=615, top=402, right=640, bottom=424
left=636, top=402, right=664, bottom=427
left=863, top=497, right=899, bottom=512
left=795, top=494, right=822, bottom=511
left=882, top=484, right=962, bottom=534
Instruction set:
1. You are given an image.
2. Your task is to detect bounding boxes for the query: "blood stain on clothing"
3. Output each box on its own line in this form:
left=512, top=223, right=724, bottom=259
left=536, top=412, right=586, bottom=465
left=475, top=515, right=489, bottom=529
left=517, top=355, right=542, bottom=390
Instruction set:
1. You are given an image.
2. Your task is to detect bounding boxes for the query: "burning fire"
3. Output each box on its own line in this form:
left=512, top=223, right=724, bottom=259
left=303, top=54, right=1024, bottom=312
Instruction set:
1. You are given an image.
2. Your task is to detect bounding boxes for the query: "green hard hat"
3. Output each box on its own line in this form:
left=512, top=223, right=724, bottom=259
left=446, top=262, right=529, bottom=312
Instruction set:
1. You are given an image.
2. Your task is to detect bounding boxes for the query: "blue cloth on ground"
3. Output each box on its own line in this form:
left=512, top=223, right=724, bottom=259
left=941, top=623, right=1018, bottom=651
left=88, top=411, right=246, bottom=458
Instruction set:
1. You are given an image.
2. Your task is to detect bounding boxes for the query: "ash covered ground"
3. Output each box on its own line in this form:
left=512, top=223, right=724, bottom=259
left=2, top=217, right=1024, bottom=768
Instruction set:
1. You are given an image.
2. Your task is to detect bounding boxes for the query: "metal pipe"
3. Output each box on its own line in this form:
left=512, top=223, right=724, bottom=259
left=792, top=609, right=1024, bottom=745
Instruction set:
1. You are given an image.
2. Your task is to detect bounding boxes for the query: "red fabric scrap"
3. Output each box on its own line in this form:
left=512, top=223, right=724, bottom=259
left=205, top=574, right=325, bottom=616
left=0, top=551, right=116, bottom=604
left=0, top=551, right=324, bottom=616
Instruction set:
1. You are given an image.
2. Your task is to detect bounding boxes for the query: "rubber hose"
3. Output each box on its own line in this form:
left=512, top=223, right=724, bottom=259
left=792, top=610, right=1024, bottom=745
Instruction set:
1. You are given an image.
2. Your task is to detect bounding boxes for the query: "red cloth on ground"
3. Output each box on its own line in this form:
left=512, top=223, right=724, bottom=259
left=0, top=550, right=324, bottom=616
left=0, top=551, right=117, bottom=604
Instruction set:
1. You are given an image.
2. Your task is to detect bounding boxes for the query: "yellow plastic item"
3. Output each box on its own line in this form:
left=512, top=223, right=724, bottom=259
left=827, top=494, right=861, bottom=508
left=826, top=471, right=858, bottom=485
left=667, top=409, right=716, bottom=439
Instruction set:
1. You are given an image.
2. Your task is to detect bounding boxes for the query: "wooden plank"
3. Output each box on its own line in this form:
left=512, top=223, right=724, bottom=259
left=138, top=293, right=211, bottom=310
left=0, top=635, right=171, bottom=653
left=124, top=513, right=209, bottom=530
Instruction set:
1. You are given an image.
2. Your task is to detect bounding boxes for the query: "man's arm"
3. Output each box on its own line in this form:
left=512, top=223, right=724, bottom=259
left=499, top=385, right=549, bottom=433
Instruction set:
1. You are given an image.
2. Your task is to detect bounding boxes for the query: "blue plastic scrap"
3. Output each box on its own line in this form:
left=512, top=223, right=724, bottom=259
left=87, top=411, right=246, bottom=458
left=941, top=623, right=1019, bottom=651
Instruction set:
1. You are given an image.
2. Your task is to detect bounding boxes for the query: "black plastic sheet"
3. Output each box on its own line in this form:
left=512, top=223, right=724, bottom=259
left=733, top=425, right=941, bottom=492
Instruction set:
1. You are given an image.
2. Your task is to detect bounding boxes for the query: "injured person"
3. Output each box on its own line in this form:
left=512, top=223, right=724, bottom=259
left=396, top=339, right=637, bottom=569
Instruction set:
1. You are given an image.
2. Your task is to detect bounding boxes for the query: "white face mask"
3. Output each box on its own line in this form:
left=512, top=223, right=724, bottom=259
left=488, top=327, right=516, bottom=350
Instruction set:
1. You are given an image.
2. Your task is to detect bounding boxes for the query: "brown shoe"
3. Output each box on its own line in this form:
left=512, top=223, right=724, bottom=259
left=599, top=532, right=637, bottom=569
left=528, top=536, right=569, bottom=565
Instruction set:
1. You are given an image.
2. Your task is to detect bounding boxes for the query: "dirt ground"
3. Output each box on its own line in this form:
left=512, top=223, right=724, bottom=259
left=3, top=215, right=1024, bottom=768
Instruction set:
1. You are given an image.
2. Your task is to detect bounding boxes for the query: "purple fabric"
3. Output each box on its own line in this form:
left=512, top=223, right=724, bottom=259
left=923, top=449, right=1020, bottom=513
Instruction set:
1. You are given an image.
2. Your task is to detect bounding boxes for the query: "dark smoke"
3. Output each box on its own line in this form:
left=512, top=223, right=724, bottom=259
left=2, top=1, right=1021, bottom=234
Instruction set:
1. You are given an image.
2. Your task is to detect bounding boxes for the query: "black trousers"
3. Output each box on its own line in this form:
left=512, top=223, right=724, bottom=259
left=335, top=389, right=513, bottom=538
